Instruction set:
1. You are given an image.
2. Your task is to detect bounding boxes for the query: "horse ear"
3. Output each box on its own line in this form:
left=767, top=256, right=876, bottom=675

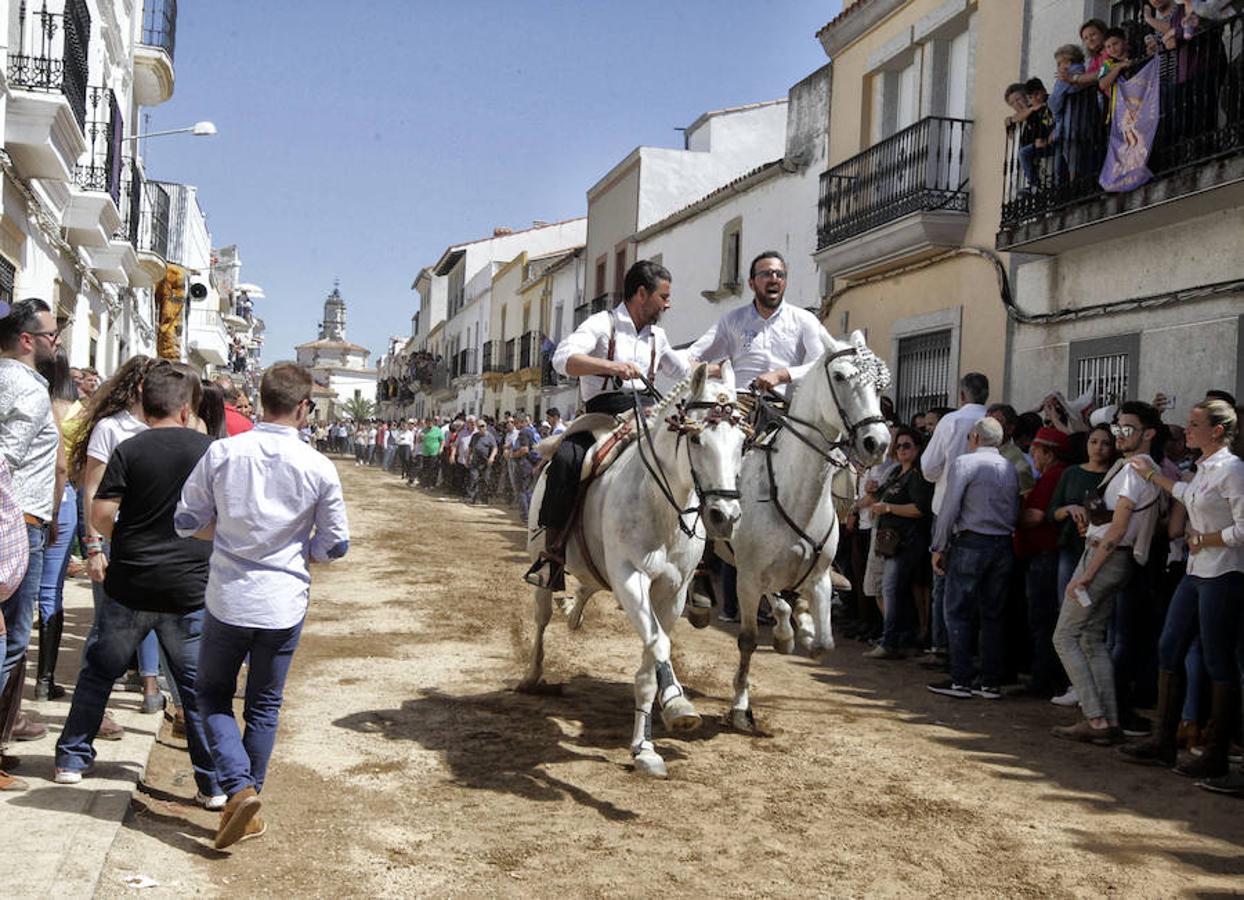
left=691, top=362, right=708, bottom=397
left=719, top=358, right=735, bottom=391
left=818, top=326, right=842, bottom=353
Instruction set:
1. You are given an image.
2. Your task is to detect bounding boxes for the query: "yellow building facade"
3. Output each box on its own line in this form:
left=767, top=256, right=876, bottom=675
left=813, top=0, right=1022, bottom=421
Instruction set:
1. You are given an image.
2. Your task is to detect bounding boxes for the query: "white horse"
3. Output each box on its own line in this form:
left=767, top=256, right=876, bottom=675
left=520, top=362, right=747, bottom=777
left=723, top=328, right=891, bottom=730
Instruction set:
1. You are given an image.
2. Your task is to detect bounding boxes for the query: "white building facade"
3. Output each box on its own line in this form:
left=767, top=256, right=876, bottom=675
left=296, top=284, right=376, bottom=421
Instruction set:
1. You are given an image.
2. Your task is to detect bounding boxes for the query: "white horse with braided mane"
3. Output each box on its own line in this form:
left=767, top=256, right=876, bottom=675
left=721, top=328, right=891, bottom=730
left=519, top=362, right=746, bottom=777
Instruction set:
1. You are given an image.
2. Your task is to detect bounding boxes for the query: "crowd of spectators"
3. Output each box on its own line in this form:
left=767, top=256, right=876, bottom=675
left=836, top=370, right=1244, bottom=796
left=1004, top=2, right=1242, bottom=196
left=314, top=408, right=566, bottom=517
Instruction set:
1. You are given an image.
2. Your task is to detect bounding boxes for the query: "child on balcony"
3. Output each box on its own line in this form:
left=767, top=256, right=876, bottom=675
left=1006, top=80, right=1055, bottom=188
left=1050, top=44, right=1093, bottom=182
left=1098, top=28, right=1137, bottom=121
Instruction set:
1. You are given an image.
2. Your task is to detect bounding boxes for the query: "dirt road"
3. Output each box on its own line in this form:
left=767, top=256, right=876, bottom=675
left=100, top=460, right=1242, bottom=897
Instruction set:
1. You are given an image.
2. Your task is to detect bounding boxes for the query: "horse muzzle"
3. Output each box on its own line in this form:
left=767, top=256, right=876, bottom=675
left=854, top=422, right=891, bottom=466
left=703, top=498, right=741, bottom=539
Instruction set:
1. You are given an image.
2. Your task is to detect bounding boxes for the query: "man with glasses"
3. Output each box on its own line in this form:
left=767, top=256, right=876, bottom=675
left=0, top=298, right=62, bottom=791
left=682, top=251, right=828, bottom=623
left=176, top=362, right=348, bottom=848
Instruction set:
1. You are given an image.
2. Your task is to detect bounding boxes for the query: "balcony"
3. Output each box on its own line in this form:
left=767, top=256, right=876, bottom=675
left=135, top=180, right=172, bottom=285
left=574, top=292, right=618, bottom=327
left=519, top=330, right=540, bottom=370
left=451, top=347, right=477, bottom=380
left=814, top=116, right=972, bottom=280
left=481, top=340, right=505, bottom=375
left=503, top=338, right=517, bottom=374
left=428, top=363, right=452, bottom=397
left=5, top=0, right=91, bottom=183
left=540, top=350, right=567, bottom=389
left=186, top=305, right=228, bottom=366
left=998, top=12, right=1244, bottom=253
left=134, top=0, right=177, bottom=107
left=65, top=87, right=122, bottom=249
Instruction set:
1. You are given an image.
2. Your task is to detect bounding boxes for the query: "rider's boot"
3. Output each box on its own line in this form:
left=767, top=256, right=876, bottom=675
left=524, top=528, right=567, bottom=591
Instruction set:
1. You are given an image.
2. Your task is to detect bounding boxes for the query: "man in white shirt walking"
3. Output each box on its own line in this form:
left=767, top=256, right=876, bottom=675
left=918, top=371, right=990, bottom=664
left=176, top=362, right=349, bottom=850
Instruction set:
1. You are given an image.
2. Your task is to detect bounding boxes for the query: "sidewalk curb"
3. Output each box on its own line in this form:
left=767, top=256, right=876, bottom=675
left=0, top=579, right=164, bottom=900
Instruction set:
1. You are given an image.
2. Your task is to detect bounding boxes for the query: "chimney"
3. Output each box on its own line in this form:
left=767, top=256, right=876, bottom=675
left=493, top=227, right=513, bottom=237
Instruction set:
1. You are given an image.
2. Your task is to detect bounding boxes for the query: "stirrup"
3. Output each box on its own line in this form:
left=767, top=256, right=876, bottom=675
left=524, top=555, right=565, bottom=591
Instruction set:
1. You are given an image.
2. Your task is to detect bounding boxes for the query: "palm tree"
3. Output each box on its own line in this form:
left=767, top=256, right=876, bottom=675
left=343, top=396, right=375, bottom=421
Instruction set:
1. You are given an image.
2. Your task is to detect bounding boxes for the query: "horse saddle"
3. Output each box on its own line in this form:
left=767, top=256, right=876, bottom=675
left=537, top=411, right=644, bottom=485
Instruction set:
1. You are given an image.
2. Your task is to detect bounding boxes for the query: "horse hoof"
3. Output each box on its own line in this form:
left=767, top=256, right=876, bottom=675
left=774, top=636, right=795, bottom=655
left=633, top=748, right=668, bottom=778
left=727, top=707, right=757, bottom=732
left=687, top=606, right=711, bottom=630
left=660, top=696, right=702, bottom=733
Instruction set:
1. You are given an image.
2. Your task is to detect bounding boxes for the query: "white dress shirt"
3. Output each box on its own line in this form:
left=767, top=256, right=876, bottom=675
left=688, top=300, right=825, bottom=394
left=175, top=422, right=350, bottom=629
left=1172, top=446, right=1244, bottom=578
left=0, top=358, right=58, bottom=520
left=921, top=403, right=988, bottom=516
left=552, top=304, right=690, bottom=407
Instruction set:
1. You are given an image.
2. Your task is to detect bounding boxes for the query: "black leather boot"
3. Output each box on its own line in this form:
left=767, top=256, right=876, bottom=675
left=34, top=615, right=66, bottom=701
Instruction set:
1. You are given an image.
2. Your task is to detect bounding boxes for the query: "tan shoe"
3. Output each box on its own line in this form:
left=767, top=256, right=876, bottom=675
left=214, top=786, right=262, bottom=850
left=97, top=714, right=124, bottom=741
left=829, top=567, right=852, bottom=592
left=239, top=814, right=267, bottom=843
left=0, top=769, right=28, bottom=791
left=12, top=713, right=47, bottom=742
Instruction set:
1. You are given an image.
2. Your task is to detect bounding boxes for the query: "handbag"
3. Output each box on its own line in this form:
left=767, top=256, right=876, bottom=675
left=874, top=527, right=902, bottom=558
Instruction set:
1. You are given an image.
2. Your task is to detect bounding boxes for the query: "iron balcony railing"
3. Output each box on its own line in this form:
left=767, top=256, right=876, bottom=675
left=574, top=292, right=618, bottom=327
left=519, top=330, right=540, bottom=370
left=74, top=87, right=123, bottom=205
left=817, top=116, right=972, bottom=249
left=111, top=159, right=143, bottom=247
left=8, top=0, right=92, bottom=132
left=481, top=340, right=501, bottom=373
left=452, top=347, right=477, bottom=379
left=503, top=338, right=517, bottom=373
left=141, top=0, right=177, bottom=61
left=138, top=181, right=171, bottom=260
left=540, top=350, right=566, bottom=388
left=999, top=11, right=1244, bottom=231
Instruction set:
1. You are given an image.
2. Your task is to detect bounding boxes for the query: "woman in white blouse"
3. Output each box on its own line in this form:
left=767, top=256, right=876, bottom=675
left=1119, top=399, right=1243, bottom=781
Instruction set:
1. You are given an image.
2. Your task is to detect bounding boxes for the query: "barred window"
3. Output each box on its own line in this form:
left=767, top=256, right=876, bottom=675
left=895, top=329, right=951, bottom=425
left=0, top=256, right=15, bottom=307
left=1069, top=333, right=1139, bottom=408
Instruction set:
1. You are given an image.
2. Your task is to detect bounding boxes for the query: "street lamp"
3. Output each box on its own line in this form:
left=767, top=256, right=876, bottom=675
left=121, top=121, right=218, bottom=142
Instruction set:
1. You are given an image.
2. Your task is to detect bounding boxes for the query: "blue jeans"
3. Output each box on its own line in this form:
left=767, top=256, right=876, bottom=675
left=88, top=576, right=161, bottom=678
left=881, top=532, right=927, bottom=650
left=943, top=532, right=1014, bottom=687
left=55, top=597, right=219, bottom=796
left=1158, top=573, right=1244, bottom=684
left=1024, top=550, right=1064, bottom=691
left=197, top=611, right=304, bottom=797
left=1, top=524, right=46, bottom=697
left=38, top=485, right=77, bottom=621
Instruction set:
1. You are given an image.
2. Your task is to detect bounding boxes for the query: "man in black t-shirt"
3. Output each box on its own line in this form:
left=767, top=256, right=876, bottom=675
left=53, top=363, right=224, bottom=807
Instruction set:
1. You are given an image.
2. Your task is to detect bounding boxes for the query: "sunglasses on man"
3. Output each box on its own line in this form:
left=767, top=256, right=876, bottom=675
left=1109, top=424, right=1137, bottom=437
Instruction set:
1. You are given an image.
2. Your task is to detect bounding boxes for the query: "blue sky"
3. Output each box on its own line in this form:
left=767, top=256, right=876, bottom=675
left=147, top=0, right=842, bottom=364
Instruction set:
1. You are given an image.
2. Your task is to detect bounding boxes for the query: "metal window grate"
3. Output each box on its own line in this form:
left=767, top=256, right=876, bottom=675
left=896, top=330, right=952, bottom=425
left=0, top=257, right=15, bottom=306
left=1076, top=353, right=1130, bottom=408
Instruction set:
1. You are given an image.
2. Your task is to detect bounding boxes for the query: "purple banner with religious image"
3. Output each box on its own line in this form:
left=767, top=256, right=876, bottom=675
left=1099, top=58, right=1161, bottom=193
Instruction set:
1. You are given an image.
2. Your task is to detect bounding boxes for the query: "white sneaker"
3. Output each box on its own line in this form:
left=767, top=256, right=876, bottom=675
left=196, top=791, right=227, bottom=811
left=54, top=767, right=87, bottom=784
left=1050, top=687, right=1079, bottom=707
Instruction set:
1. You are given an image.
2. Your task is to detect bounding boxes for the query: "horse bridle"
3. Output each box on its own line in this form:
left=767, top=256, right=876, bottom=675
left=752, top=345, right=890, bottom=590
left=628, top=380, right=744, bottom=538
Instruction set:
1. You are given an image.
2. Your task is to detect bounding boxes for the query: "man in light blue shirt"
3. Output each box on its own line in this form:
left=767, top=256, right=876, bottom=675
left=176, top=362, right=349, bottom=849
left=927, top=417, right=1019, bottom=701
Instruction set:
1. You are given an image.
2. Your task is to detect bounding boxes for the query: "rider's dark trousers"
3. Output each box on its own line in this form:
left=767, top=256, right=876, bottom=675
left=538, top=432, right=594, bottom=531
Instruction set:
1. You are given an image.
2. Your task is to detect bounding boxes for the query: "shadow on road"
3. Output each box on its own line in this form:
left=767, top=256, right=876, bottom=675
left=332, top=676, right=736, bottom=822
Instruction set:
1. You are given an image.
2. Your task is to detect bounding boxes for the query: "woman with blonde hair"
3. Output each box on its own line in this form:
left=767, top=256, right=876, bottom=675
left=1120, top=399, right=1243, bottom=783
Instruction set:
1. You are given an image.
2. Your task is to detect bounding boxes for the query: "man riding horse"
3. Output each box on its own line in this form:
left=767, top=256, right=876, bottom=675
left=684, top=250, right=845, bottom=621
left=526, top=260, right=694, bottom=590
